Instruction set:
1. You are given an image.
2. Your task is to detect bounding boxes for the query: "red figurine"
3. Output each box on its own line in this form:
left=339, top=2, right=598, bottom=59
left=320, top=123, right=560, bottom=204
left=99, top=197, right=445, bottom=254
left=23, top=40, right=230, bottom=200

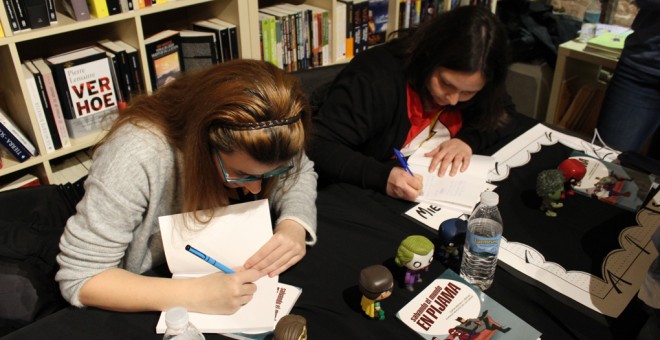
left=557, top=159, right=587, bottom=196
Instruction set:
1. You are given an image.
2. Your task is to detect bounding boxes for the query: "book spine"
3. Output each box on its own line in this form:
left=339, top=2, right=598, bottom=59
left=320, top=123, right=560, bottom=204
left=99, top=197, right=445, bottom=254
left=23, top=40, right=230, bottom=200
left=126, top=50, right=143, bottom=96
left=23, top=65, right=55, bottom=153
left=0, top=110, right=37, bottom=155
left=45, top=0, right=56, bottom=22
left=227, top=25, right=239, bottom=61
left=11, top=0, right=30, bottom=30
left=126, top=0, right=133, bottom=11
left=38, top=62, right=71, bottom=147
left=31, top=64, right=63, bottom=149
left=86, top=0, right=109, bottom=18
left=63, top=0, right=91, bottom=21
left=0, top=123, right=32, bottom=162
left=2, top=0, right=21, bottom=31
left=105, top=0, right=121, bottom=14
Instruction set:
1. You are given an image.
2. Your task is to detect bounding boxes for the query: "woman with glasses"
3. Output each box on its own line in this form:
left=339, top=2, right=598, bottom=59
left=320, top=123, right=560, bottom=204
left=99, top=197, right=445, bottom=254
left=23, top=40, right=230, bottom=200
left=310, top=6, right=516, bottom=201
left=55, top=60, right=317, bottom=315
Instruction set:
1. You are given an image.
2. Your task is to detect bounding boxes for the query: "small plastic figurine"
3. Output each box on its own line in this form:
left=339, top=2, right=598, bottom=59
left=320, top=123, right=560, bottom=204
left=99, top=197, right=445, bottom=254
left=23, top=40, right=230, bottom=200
left=536, top=169, right=565, bottom=217
left=395, top=235, right=434, bottom=291
left=557, top=159, right=587, bottom=195
left=438, top=218, right=467, bottom=264
left=358, top=264, right=393, bottom=320
left=274, top=314, right=307, bottom=340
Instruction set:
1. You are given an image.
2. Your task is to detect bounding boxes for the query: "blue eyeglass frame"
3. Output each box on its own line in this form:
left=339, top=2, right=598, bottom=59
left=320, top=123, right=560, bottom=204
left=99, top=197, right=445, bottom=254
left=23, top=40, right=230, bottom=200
left=214, top=148, right=293, bottom=183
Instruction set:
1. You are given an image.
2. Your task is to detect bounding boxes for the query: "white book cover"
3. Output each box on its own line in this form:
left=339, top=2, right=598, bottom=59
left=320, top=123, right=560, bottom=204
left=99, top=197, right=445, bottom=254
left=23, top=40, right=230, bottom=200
left=156, top=199, right=278, bottom=334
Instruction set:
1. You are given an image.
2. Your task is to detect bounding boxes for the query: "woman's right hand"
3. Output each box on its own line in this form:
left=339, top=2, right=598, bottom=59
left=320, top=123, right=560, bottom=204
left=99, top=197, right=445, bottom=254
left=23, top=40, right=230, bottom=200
left=386, top=167, right=423, bottom=201
left=187, top=268, right=262, bottom=314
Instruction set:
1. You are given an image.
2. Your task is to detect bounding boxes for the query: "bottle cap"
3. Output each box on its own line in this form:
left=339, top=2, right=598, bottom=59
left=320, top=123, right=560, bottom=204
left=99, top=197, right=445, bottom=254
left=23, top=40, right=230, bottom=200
left=480, top=191, right=499, bottom=206
left=165, top=307, right=189, bottom=330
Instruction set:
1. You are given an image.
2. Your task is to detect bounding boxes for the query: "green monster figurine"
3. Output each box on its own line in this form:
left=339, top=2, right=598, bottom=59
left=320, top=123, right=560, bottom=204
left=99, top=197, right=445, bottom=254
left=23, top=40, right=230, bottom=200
left=536, top=169, right=565, bottom=217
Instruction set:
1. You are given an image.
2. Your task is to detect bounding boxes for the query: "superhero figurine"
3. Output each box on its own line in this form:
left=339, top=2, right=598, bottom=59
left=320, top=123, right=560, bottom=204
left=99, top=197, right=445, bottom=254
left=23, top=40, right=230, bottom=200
left=438, top=218, right=467, bottom=264
left=359, top=264, right=393, bottom=320
left=395, top=235, right=434, bottom=291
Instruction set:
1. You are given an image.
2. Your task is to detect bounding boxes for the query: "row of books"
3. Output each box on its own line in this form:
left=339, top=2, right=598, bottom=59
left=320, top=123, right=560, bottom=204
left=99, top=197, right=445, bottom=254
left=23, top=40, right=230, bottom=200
left=398, top=0, right=443, bottom=29
left=0, top=172, right=41, bottom=191
left=8, top=39, right=142, bottom=162
left=144, top=17, right=239, bottom=90
left=2, top=0, right=57, bottom=32
left=258, top=2, right=332, bottom=72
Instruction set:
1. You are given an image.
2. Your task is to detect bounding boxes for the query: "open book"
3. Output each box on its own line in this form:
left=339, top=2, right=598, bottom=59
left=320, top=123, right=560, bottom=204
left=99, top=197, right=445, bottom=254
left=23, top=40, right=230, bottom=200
left=408, top=150, right=495, bottom=213
left=156, top=200, right=278, bottom=334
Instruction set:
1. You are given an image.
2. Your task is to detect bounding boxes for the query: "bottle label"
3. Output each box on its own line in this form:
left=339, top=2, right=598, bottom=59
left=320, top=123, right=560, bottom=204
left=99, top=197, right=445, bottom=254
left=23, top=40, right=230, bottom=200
left=466, top=233, right=502, bottom=256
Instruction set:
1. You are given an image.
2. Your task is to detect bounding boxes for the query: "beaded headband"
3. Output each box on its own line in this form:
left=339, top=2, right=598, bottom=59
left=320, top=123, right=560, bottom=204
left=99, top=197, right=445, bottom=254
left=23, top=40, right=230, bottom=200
left=216, top=113, right=302, bottom=131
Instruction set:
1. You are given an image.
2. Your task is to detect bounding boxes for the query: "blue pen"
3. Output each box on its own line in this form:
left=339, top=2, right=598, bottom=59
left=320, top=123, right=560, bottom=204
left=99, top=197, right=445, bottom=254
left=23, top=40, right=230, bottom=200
left=393, top=148, right=414, bottom=176
left=185, top=244, right=236, bottom=274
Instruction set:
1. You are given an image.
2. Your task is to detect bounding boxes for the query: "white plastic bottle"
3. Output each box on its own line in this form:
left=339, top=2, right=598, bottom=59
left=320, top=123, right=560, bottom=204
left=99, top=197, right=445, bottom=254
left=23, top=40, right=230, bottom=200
left=459, top=191, right=503, bottom=291
left=583, top=0, right=601, bottom=24
left=163, top=307, right=206, bottom=340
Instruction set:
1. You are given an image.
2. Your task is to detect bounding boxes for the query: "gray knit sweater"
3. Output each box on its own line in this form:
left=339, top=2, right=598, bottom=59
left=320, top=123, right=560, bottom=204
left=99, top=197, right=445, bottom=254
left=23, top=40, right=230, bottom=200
left=55, top=124, right=318, bottom=307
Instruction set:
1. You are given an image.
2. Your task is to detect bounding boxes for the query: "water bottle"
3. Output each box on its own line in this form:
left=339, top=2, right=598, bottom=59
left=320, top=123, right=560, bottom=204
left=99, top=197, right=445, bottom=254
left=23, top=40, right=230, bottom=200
left=583, top=0, right=601, bottom=24
left=163, top=307, right=205, bottom=340
left=460, top=191, right=503, bottom=291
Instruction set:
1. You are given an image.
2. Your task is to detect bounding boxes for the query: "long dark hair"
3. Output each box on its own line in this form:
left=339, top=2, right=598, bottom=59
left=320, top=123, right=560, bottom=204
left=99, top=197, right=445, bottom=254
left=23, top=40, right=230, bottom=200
left=391, top=5, right=511, bottom=129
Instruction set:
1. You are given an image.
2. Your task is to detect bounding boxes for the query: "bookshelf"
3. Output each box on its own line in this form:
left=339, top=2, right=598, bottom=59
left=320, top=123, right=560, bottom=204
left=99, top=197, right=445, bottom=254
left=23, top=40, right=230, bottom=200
left=0, top=0, right=254, bottom=186
left=546, top=40, right=619, bottom=136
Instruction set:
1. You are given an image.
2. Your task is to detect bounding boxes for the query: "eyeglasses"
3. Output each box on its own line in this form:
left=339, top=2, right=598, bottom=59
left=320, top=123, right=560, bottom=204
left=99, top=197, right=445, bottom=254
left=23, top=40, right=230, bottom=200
left=215, top=148, right=293, bottom=183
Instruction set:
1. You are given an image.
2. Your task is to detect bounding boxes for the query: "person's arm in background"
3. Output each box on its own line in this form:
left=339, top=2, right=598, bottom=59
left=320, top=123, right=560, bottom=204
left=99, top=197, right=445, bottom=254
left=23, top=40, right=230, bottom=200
left=310, top=69, right=402, bottom=192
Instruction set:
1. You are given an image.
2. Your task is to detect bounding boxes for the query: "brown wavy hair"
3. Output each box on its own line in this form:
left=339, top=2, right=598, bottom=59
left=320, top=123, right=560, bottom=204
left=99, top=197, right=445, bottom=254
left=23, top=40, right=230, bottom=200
left=100, top=60, right=310, bottom=219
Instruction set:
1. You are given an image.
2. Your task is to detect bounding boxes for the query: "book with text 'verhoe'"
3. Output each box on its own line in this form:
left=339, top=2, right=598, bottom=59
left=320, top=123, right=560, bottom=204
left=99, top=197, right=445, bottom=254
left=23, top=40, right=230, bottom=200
left=46, top=46, right=118, bottom=120
left=396, top=269, right=541, bottom=340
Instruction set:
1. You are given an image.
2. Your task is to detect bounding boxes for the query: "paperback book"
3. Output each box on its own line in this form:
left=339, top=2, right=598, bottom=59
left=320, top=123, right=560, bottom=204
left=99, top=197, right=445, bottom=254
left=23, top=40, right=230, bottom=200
left=144, top=30, right=183, bottom=91
left=396, top=269, right=541, bottom=339
left=569, top=151, right=644, bottom=212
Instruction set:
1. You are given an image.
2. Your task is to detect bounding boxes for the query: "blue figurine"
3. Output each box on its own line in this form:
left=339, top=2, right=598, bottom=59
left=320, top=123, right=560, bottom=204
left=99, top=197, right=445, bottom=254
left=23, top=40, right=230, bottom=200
left=438, top=218, right=467, bottom=264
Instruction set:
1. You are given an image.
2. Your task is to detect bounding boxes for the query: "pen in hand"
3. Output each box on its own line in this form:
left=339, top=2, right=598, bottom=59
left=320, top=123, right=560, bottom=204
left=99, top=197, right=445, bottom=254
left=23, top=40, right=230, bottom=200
left=393, top=148, right=414, bottom=176
left=185, top=244, right=236, bottom=274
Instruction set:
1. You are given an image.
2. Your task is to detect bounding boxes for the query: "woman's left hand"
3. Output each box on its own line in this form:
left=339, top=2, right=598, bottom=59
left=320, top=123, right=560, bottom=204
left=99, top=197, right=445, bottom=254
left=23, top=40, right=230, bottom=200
left=243, top=219, right=307, bottom=277
left=424, top=138, right=473, bottom=177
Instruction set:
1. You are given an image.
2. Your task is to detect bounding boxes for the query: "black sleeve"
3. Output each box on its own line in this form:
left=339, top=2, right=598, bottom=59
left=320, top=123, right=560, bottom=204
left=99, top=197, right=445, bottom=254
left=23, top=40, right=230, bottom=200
left=310, top=69, right=400, bottom=193
left=455, top=93, right=521, bottom=153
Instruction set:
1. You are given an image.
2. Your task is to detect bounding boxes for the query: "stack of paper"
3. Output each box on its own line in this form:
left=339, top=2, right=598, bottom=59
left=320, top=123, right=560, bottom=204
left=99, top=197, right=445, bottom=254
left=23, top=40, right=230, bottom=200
left=584, top=30, right=633, bottom=59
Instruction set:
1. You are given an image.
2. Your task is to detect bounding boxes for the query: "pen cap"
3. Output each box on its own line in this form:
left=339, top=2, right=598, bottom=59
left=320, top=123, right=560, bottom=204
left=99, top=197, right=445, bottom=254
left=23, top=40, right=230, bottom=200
left=165, top=307, right=190, bottom=330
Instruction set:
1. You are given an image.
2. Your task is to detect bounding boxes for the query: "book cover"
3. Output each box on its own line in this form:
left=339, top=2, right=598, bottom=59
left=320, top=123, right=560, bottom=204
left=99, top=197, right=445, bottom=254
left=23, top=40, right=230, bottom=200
left=179, top=30, right=219, bottom=72
left=156, top=200, right=278, bottom=334
left=113, top=40, right=144, bottom=97
left=47, top=46, right=118, bottom=119
left=0, top=107, right=36, bottom=162
left=191, top=20, right=228, bottom=63
left=367, top=0, right=388, bottom=46
left=86, top=0, right=109, bottom=18
left=21, top=63, right=55, bottom=153
left=569, top=151, right=644, bottom=212
left=31, top=58, right=71, bottom=148
left=396, top=269, right=542, bottom=339
left=144, top=29, right=183, bottom=91
left=59, top=0, right=90, bottom=21
left=3, top=0, right=21, bottom=31
left=224, top=283, right=303, bottom=340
